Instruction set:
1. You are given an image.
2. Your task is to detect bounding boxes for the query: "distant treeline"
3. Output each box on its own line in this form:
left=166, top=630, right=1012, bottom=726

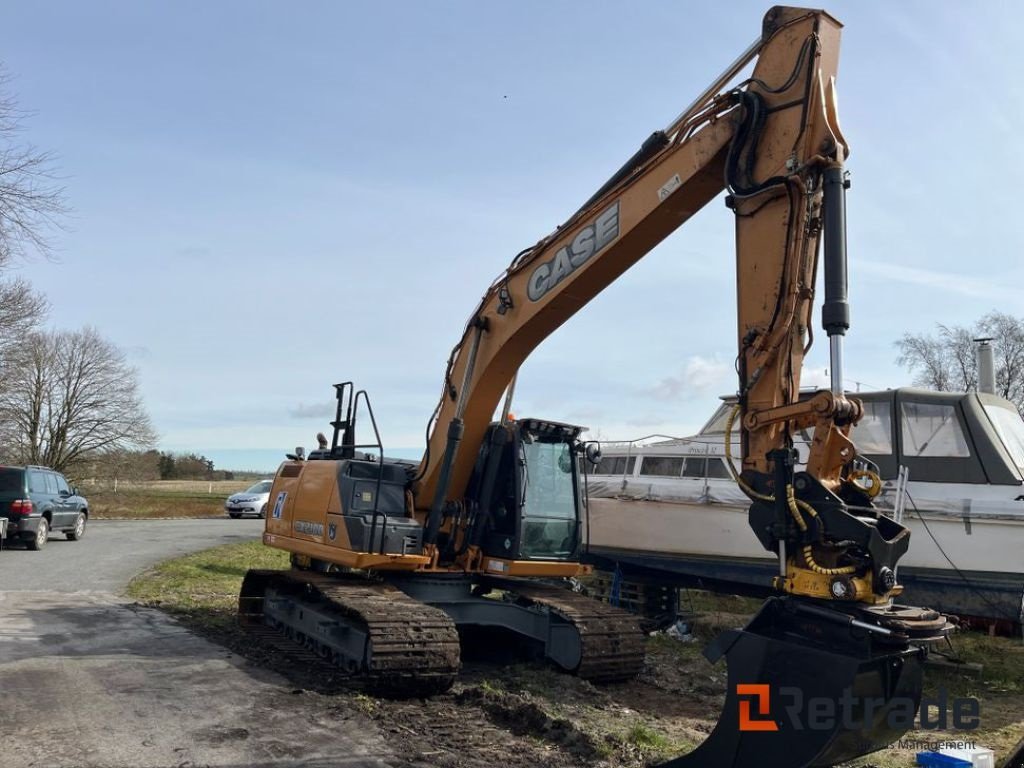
left=74, top=449, right=244, bottom=482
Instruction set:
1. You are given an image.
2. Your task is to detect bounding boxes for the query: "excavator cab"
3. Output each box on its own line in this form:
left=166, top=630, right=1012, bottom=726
left=466, top=418, right=585, bottom=564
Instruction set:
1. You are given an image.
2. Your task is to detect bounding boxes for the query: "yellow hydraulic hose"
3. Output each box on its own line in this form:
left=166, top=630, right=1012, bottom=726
left=725, top=405, right=856, bottom=576
left=723, top=405, right=773, bottom=502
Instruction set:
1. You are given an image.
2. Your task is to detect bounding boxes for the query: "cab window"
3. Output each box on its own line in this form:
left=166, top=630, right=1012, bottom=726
left=56, top=475, right=70, bottom=495
left=44, top=473, right=59, bottom=494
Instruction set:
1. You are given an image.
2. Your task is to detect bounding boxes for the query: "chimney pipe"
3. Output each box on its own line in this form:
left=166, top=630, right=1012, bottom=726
left=975, top=337, right=996, bottom=395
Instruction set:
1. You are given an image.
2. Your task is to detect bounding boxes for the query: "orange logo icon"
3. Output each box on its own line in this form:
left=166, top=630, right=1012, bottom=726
left=737, top=684, right=779, bottom=732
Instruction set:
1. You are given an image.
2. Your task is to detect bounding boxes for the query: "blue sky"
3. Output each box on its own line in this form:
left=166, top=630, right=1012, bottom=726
left=2, top=1, right=1022, bottom=471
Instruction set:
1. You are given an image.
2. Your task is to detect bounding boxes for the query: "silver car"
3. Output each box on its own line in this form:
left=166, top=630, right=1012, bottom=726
left=224, top=479, right=273, bottom=519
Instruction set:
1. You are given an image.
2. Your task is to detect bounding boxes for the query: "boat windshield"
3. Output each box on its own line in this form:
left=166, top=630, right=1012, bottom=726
left=520, top=439, right=577, bottom=559
left=983, top=402, right=1024, bottom=475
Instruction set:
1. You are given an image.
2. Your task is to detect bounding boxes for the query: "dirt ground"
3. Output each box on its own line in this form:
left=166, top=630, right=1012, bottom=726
left=176, top=601, right=1024, bottom=768
left=128, top=544, right=1024, bottom=767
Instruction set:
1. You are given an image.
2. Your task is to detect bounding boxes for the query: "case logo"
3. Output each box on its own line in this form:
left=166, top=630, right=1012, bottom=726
left=527, top=201, right=619, bottom=301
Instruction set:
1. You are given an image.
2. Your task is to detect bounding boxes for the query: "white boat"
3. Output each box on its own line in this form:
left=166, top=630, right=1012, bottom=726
left=584, top=388, right=1024, bottom=625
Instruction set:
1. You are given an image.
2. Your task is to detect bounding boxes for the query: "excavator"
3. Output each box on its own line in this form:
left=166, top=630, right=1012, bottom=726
left=240, top=7, right=953, bottom=767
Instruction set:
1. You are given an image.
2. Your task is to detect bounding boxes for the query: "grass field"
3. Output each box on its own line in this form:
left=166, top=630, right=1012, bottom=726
left=126, top=540, right=288, bottom=629
left=127, top=541, right=1024, bottom=767
left=85, top=479, right=262, bottom=519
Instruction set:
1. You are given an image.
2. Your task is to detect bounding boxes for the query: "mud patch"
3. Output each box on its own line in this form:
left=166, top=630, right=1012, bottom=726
left=457, top=684, right=602, bottom=759
left=192, top=725, right=251, bottom=745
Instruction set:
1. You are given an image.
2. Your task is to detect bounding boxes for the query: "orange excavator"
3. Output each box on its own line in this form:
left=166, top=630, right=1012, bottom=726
left=240, top=7, right=951, bottom=766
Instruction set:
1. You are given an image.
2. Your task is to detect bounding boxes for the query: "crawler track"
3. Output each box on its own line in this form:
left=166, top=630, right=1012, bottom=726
left=239, top=569, right=461, bottom=696
left=486, top=577, right=646, bottom=683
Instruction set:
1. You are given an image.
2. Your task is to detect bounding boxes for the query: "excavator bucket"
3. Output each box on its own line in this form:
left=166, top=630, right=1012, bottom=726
left=660, top=597, right=935, bottom=768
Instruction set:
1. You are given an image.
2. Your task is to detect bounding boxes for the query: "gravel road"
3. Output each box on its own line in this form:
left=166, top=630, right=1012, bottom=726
left=0, top=518, right=394, bottom=768
left=0, top=517, right=265, bottom=591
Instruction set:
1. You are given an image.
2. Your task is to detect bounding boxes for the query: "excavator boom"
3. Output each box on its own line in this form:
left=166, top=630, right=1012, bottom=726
left=415, top=6, right=845, bottom=510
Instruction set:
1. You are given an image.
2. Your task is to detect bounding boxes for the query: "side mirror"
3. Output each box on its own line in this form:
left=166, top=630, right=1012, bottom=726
left=585, top=443, right=602, bottom=466
left=72, top=487, right=79, bottom=496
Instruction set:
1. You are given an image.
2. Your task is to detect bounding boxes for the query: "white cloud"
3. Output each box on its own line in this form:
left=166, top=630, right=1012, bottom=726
left=859, top=259, right=1017, bottom=301
left=648, top=355, right=734, bottom=401
left=801, top=366, right=832, bottom=390
left=289, top=402, right=336, bottom=419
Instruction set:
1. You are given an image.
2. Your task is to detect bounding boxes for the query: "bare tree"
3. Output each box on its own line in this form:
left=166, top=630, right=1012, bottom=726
left=0, top=66, right=67, bottom=264
left=895, top=311, right=1024, bottom=411
left=0, top=66, right=55, bottom=377
left=0, top=276, right=46, bottom=347
left=0, top=327, right=157, bottom=472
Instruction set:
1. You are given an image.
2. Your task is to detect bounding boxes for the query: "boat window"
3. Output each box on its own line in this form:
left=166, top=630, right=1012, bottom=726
left=594, top=455, right=636, bottom=476
left=640, top=456, right=684, bottom=476
left=983, top=403, right=1024, bottom=473
left=701, top=405, right=741, bottom=435
left=851, top=400, right=893, bottom=454
left=707, top=458, right=731, bottom=479
left=682, top=458, right=706, bottom=478
left=900, top=402, right=970, bottom=458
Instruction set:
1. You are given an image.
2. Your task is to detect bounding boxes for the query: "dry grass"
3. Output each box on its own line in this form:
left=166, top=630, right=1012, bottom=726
left=85, top=479, right=266, bottom=519
left=126, top=540, right=288, bottom=628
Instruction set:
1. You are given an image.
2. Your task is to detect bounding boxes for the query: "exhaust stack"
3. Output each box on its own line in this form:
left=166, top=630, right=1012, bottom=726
left=975, top=337, right=996, bottom=395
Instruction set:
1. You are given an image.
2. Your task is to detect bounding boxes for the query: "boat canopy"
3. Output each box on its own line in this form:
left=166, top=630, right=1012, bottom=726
left=696, top=389, right=1024, bottom=486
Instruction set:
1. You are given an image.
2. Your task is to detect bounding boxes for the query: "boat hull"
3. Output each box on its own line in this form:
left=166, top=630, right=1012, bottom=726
left=585, top=497, right=1024, bottom=624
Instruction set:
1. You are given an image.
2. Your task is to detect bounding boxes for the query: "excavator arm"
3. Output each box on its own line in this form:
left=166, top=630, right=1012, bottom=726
left=408, top=12, right=953, bottom=766
left=414, top=7, right=884, bottom=600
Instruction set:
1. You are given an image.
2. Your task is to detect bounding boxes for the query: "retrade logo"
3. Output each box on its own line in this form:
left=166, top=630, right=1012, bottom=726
left=737, top=684, right=779, bottom=732
left=735, top=684, right=980, bottom=733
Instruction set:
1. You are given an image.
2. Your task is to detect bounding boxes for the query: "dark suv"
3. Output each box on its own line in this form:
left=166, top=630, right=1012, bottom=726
left=0, top=465, right=89, bottom=550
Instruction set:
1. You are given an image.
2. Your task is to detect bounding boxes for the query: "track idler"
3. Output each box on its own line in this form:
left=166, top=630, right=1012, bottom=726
left=660, top=597, right=950, bottom=768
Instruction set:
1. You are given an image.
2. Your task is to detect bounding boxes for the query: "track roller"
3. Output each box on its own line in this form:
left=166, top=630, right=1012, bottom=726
left=239, top=569, right=461, bottom=696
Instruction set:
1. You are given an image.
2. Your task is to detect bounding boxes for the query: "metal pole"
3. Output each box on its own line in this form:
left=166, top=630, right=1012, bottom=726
left=829, top=336, right=844, bottom=395
left=665, top=35, right=763, bottom=139
left=500, top=373, right=517, bottom=422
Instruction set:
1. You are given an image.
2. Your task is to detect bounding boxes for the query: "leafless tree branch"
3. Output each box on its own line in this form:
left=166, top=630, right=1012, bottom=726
left=0, top=327, right=157, bottom=472
left=895, top=312, right=1024, bottom=413
left=0, top=66, right=68, bottom=265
